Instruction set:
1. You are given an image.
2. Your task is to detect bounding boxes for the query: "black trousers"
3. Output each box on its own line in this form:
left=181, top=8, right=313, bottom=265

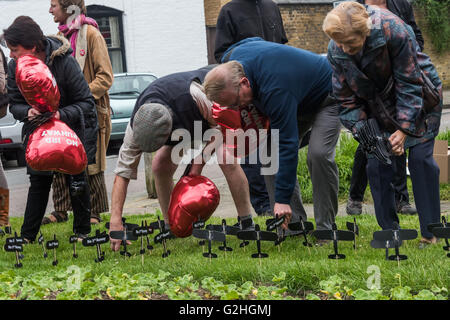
left=367, top=139, right=440, bottom=238
left=21, top=172, right=91, bottom=241
left=349, top=143, right=409, bottom=205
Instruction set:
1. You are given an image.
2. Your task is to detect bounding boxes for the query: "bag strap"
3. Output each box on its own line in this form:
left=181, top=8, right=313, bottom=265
left=373, top=79, right=424, bottom=138
left=351, top=53, right=426, bottom=138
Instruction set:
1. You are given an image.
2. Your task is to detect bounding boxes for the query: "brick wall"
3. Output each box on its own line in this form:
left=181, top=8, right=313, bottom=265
left=204, top=1, right=449, bottom=88
left=204, top=0, right=232, bottom=27
left=279, top=3, right=332, bottom=54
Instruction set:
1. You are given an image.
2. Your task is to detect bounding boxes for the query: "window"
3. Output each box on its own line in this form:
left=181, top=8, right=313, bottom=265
left=87, top=5, right=126, bottom=73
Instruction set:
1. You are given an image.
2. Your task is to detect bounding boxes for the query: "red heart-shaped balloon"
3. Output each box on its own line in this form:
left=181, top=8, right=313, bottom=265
left=26, top=118, right=87, bottom=175
left=16, top=54, right=60, bottom=113
left=168, top=175, right=220, bottom=238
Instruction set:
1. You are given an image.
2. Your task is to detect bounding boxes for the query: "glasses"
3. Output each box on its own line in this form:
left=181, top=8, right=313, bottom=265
left=229, top=84, right=241, bottom=109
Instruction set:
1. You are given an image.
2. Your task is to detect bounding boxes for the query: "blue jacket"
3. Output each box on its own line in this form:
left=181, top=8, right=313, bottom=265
left=224, top=37, right=332, bottom=204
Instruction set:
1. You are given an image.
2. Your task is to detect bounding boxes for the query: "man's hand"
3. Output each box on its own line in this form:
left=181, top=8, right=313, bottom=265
left=389, top=130, right=407, bottom=156
left=109, top=217, right=127, bottom=252
left=274, top=203, right=292, bottom=230
left=53, top=111, right=60, bottom=120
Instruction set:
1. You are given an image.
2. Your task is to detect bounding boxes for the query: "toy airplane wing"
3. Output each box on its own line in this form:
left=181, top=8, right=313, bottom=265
left=288, top=221, right=314, bottom=232
left=110, top=231, right=138, bottom=241
left=312, top=230, right=333, bottom=240
left=336, top=230, right=356, bottom=241
left=266, top=216, right=285, bottom=231
left=346, top=222, right=360, bottom=235
left=431, top=227, right=450, bottom=238
left=370, top=239, right=403, bottom=249
left=192, top=229, right=226, bottom=242
left=205, top=224, right=223, bottom=232
left=427, top=223, right=444, bottom=233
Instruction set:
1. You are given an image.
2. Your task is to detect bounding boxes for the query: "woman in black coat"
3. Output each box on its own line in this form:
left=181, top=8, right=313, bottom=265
left=4, top=16, right=98, bottom=242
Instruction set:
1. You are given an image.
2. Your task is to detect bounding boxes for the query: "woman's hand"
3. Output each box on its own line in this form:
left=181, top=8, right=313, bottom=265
left=27, top=108, right=41, bottom=118
left=389, top=130, right=407, bottom=156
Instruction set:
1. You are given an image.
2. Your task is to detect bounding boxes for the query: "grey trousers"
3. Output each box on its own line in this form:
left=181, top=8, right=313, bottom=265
left=264, top=99, right=341, bottom=230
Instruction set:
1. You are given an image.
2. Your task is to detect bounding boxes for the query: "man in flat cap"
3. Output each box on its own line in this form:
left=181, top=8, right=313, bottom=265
left=109, top=67, right=254, bottom=251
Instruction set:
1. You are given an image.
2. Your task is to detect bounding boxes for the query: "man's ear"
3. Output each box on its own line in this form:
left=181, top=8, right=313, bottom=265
left=241, top=77, right=250, bottom=88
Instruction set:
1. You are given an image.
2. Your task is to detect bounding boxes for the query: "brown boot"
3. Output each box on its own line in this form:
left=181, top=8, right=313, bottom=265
left=0, top=187, right=9, bottom=227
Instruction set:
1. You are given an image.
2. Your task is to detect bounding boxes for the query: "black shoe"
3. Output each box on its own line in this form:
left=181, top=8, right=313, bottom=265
left=397, top=202, right=417, bottom=215
left=346, top=198, right=362, bottom=216
left=234, top=216, right=255, bottom=231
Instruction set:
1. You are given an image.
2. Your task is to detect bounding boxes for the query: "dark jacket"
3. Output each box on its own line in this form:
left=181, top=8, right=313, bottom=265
left=357, top=0, right=424, bottom=50
left=131, top=68, right=210, bottom=145
left=328, top=6, right=441, bottom=149
left=7, top=35, right=98, bottom=172
left=214, top=0, right=288, bottom=62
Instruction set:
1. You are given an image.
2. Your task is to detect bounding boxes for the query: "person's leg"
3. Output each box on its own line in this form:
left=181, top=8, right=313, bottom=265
left=66, top=172, right=91, bottom=237
left=152, top=145, right=178, bottom=225
left=87, top=171, right=109, bottom=223
left=261, top=128, right=307, bottom=223
left=408, top=139, right=440, bottom=240
left=0, top=160, right=9, bottom=227
left=219, top=163, right=253, bottom=221
left=306, top=103, right=340, bottom=230
left=240, top=161, right=271, bottom=215
left=367, top=157, right=399, bottom=230
left=393, top=154, right=417, bottom=215
left=347, top=144, right=368, bottom=215
left=43, top=172, right=70, bottom=224
left=21, top=174, right=53, bottom=241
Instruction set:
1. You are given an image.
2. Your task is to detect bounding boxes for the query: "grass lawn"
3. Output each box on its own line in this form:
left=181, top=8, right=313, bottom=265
left=1, top=213, right=448, bottom=300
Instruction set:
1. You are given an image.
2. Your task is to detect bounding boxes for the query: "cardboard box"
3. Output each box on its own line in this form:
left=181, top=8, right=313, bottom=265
left=433, top=140, right=450, bottom=183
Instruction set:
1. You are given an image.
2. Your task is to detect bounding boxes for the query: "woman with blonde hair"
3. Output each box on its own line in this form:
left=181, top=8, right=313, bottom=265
left=323, top=2, right=442, bottom=246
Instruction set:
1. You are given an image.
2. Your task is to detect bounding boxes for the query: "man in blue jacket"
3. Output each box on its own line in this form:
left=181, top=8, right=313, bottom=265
left=204, top=37, right=341, bottom=233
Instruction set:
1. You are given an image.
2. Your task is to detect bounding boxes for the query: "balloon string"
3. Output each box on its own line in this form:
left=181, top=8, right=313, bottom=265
left=22, top=111, right=55, bottom=146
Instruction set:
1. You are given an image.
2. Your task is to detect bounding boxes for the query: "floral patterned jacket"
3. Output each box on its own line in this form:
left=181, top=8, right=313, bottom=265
left=327, top=6, right=442, bottom=147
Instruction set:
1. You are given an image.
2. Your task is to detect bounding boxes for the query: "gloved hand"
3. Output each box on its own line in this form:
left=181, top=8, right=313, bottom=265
left=353, top=119, right=392, bottom=165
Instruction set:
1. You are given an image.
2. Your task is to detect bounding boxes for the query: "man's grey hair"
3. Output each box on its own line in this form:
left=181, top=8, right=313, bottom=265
left=203, top=61, right=245, bottom=102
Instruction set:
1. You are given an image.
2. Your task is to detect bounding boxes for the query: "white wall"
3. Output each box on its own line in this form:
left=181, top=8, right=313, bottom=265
left=0, top=0, right=208, bottom=77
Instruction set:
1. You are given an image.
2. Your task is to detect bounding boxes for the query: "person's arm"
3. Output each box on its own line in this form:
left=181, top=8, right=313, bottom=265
left=385, top=19, right=424, bottom=135
left=214, top=8, right=236, bottom=63
left=87, top=27, right=114, bottom=101
left=260, top=89, right=299, bottom=226
left=109, top=174, right=129, bottom=251
left=400, top=0, right=424, bottom=51
left=327, top=45, right=368, bottom=134
left=275, top=5, right=288, bottom=44
left=110, top=123, right=143, bottom=250
left=58, top=55, right=95, bottom=128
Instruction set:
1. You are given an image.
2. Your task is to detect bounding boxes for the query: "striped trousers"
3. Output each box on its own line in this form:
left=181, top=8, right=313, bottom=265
left=52, top=171, right=109, bottom=221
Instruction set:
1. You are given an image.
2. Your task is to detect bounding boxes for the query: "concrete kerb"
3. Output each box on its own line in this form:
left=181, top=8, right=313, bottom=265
left=120, top=162, right=450, bottom=220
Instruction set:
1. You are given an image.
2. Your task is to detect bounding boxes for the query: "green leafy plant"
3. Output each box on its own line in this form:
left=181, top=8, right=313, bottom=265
left=415, top=0, right=450, bottom=53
